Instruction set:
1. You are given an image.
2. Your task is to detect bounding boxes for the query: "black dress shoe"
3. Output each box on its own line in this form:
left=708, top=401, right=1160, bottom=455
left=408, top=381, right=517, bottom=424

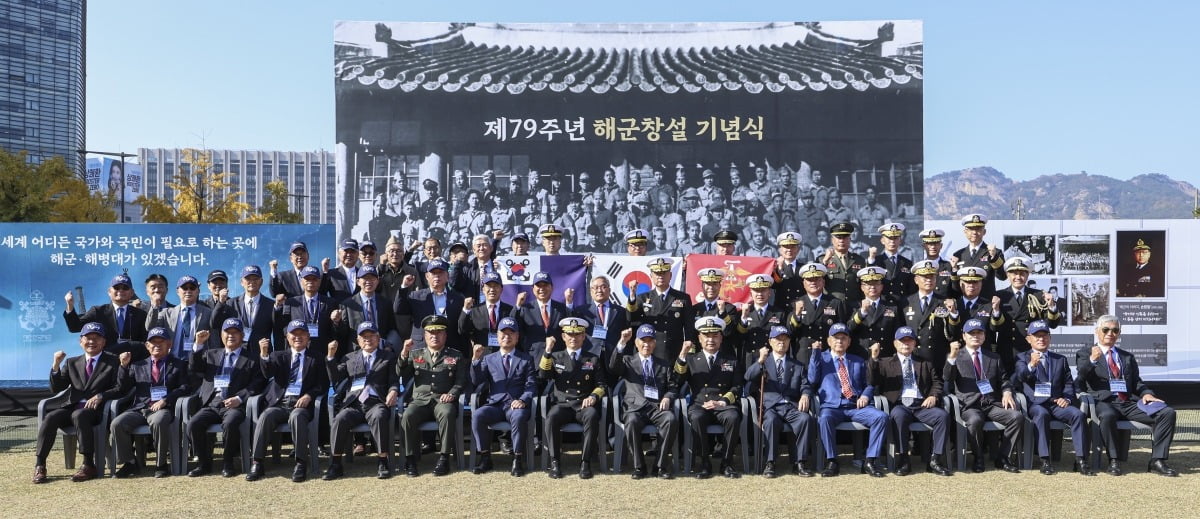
left=511, top=457, right=526, bottom=477
left=547, top=459, right=563, bottom=479
left=721, top=463, right=740, bottom=479
left=432, top=455, right=451, bottom=476
left=895, top=454, right=912, bottom=476
left=245, top=462, right=265, bottom=482
left=927, top=458, right=952, bottom=476
left=1107, top=459, right=1123, bottom=476
left=1148, top=459, right=1179, bottom=477
left=578, top=461, right=593, bottom=480
left=763, top=461, right=778, bottom=478
left=292, top=462, right=307, bottom=483
left=500, top=439, right=513, bottom=455
left=322, top=463, right=344, bottom=481
left=657, top=466, right=673, bottom=479
left=114, top=462, right=138, bottom=479
left=696, top=461, right=713, bottom=479
left=630, top=467, right=646, bottom=480
left=1040, top=458, right=1056, bottom=475
left=821, top=459, right=839, bottom=477
left=864, top=458, right=886, bottom=478
left=405, top=456, right=420, bottom=477
left=377, top=460, right=392, bottom=479
left=971, top=457, right=985, bottom=473
left=994, top=458, right=1020, bottom=474
left=420, top=442, right=435, bottom=455
left=188, top=466, right=211, bottom=477
left=473, top=453, right=493, bottom=475
left=795, top=461, right=814, bottom=477
left=1075, top=459, right=1095, bottom=476
left=154, top=466, right=170, bottom=478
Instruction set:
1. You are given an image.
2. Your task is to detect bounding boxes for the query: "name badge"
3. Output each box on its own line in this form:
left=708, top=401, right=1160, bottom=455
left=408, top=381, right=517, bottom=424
left=1034, top=383, right=1052, bottom=398
left=592, top=325, right=608, bottom=340
left=285, top=381, right=303, bottom=396
left=644, top=386, right=660, bottom=400
left=150, top=386, right=168, bottom=401
left=214, top=375, right=231, bottom=390
left=976, top=380, right=994, bottom=395
left=437, top=307, right=446, bottom=316
left=901, top=388, right=920, bottom=399
left=1109, top=379, right=1128, bottom=393
left=487, top=333, right=500, bottom=347
left=183, top=340, right=195, bottom=352
left=350, top=377, right=366, bottom=392
left=306, top=324, right=319, bottom=337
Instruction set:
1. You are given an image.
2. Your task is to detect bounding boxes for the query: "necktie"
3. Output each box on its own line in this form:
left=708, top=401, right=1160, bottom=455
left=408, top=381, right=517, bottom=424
left=364, top=298, right=374, bottom=324
left=308, top=298, right=317, bottom=321
left=246, top=298, right=257, bottom=328
left=359, top=353, right=374, bottom=403
left=965, top=300, right=974, bottom=314
left=837, top=357, right=853, bottom=399
left=541, top=304, right=550, bottom=332
left=1108, top=350, right=1127, bottom=401
left=86, top=357, right=95, bottom=379
left=970, top=248, right=978, bottom=258
left=220, top=352, right=233, bottom=398
left=775, top=358, right=784, bottom=381
left=972, top=350, right=982, bottom=379
left=179, top=307, right=192, bottom=349
left=921, top=296, right=930, bottom=313
left=597, top=303, right=606, bottom=325
left=1038, top=359, right=1049, bottom=384
left=289, top=353, right=302, bottom=385
left=348, top=267, right=357, bottom=288
left=1016, top=291, right=1024, bottom=307
left=487, top=304, right=497, bottom=330
left=503, top=354, right=511, bottom=376
left=902, top=357, right=915, bottom=406
left=116, top=307, right=126, bottom=338
left=812, top=296, right=820, bottom=308
left=642, top=358, right=654, bottom=388
left=571, top=351, right=579, bottom=363
left=706, top=354, right=715, bottom=370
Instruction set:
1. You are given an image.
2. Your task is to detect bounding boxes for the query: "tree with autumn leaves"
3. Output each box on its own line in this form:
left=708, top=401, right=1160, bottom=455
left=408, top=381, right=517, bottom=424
left=0, top=149, right=116, bottom=222
left=135, top=148, right=301, bottom=224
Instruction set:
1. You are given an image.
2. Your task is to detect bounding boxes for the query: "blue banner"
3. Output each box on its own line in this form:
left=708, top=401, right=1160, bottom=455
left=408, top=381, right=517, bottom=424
left=0, top=223, right=333, bottom=386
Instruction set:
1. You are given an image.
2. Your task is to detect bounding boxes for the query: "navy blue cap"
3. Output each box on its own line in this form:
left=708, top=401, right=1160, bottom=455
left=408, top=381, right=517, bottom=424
left=828, top=323, right=850, bottom=337
left=359, top=240, right=376, bottom=251
left=1026, top=320, right=1050, bottom=336
left=340, top=239, right=359, bottom=251
left=221, top=317, right=244, bottom=331
left=426, top=259, right=448, bottom=272
left=894, top=326, right=917, bottom=341
left=769, top=325, right=791, bottom=339
left=356, top=321, right=378, bottom=335
left=533, top=271, right=552, bottom=285
left=636, top=324, right=656, bottom=339
left=207, top=269, right=228, bottom=282
left=285, top=319, right=309, bottom=334
left=241, top=265, right=263, bottom=278
left=147, top=327, right=171, bottom=341
left=299, top=265, right=321, bottom=278
left=177, top=275, right=199, bottom=288
left=290, top=241, right=307, bottom=253
left=358, top=264, right=379, bottom=277
left=80, top=321, right=105, bottom=337
left=498, top=316, right=519, bottom=332
left=110, top=274, right=132, bottom=288
left=481, top=271, right=502, bottom=285
left=512, top=232, right=530, bottom=242
left=963, top=318, right=985, bottom=333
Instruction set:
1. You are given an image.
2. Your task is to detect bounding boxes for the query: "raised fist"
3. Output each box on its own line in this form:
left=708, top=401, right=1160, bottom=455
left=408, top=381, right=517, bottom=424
left=331, top=309, right=343, bottom=323
left=260, top=341, right=271, bottom=358
left=948, top=341, right=961, bottom=358
left=991, top=296, right=1000, bottom=309
left=327, top=340, right=338, bottom=357
left=681, top=341, right=695, bottom=358
left=563, top=288, right=575, bottom=307
left=269, top=259, right=279, bottom=272
left=716, top=300, right=725, bottom=313
left=275, top=293, right=286, bottom=306
left=811, top=340, right=822, bottom=350
left=401, top=274, right=415, bottom=288
left=53, top=350, right=66, bottom=365
left=868, top=246, right=878, bottom=258
left=119, top=352, right=132, bottom=367
left=321, top=257, right=332, bottom=272
left=64, top=291, right=75, bottom=311
left=944, top=298, right=957, bottom=313
left=757, top=347, right=769, bottom=364
left=472, top=343, right=485, bottom=360
left=462, top=298, right=475, bottom=311
left=627, top=280, right=638, bottom=295
left=860, top=298, right=872, bottom=314
left=401, top=339, right=413, bottom=356
left=869, top=342, right=881, bottom=360
left=545, top=336, right=556, bottom=353
left=794, top=300, right=804, bottom=315
left=619, top=328, right=633, bottom=343
left=195, top=329, right=210, bottom=345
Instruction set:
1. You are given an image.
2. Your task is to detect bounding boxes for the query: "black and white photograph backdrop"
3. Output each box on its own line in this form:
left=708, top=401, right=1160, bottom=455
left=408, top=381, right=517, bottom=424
left=333, top=21, right=924, bottom=253
left=1058, top=234, right=1110, bottom=275
left=1003, top=234, right=1055, bottom=275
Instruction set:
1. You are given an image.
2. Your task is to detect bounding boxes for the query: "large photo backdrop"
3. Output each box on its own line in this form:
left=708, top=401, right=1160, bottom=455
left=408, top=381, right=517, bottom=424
left=334, top=21, right=924, bottom=256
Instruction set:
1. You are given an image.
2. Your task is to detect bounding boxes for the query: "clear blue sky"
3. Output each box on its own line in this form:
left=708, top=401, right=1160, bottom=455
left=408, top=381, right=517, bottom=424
left=86, top=1, right=1199, bottom=181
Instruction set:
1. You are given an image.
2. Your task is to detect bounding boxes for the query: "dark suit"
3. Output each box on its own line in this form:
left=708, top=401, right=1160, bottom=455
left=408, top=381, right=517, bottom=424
left=225, top=294, right=276, bottom=355
left=395, top=289, right=466, bottom=353
left=335, top=292, right=400, bottom=353
left=994, top=288, right=1062, bottom=371
left=745, top=354, right=813, bottom=462
left=398, top=347, right=469, bottom=457
left=573, top=300, right=631, bottom=360
left=951, top=244, right=1005, bottom=299
left=675, top=351, right=743, bottom=464
left=110, top=356, right=189, bottom=465
left=158, top=304, right=219, bottom=362
left=187, top=347, right=265, bottom=470
left=251, top=349, right=328, bottom=464
left=943, top=347, right=1022, bottom=461
left=869, top=354, right=948, bottom=457
left=1075, top=345, right=1176, bottom=461
left=469, top=350, right=537, bottom=454
left=378, top=261, right=419, bottom=304
left=1013, top=350, right=1087, bottom=458
left=270, top=268, right=307, bottom=300
left=275, top=294, right=337, bottom=353
left=900, top=293, right=959, bottom=363
left=328, top=348, right=400, bottom=456
left=458, top=300, right=514, bottom=352
left=451, top=257, right=500, bottom=299
left=847, top=299, right=903, bottom=358
left=539, top=348, right=607, bottom=462
left=38, top=352, right=123, bottom=462
left=808, top=351, right=887, bottom=459
left=63, top=304, right=149, bottom=361
left=787, top=293, right=847, bottom=365
left=321, top=265, right=361, bottom=304
left=608, top=344, right=679, bottom=471
left=626, top=288, right=695, bottom=363
left=511, top=299, right=570, bottom=356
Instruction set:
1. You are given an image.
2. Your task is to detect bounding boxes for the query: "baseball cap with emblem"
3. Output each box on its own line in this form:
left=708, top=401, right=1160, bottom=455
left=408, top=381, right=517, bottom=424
left=425, top=259, right=448, bottom=272
left=177, top=275, right=199, bottom=288
left=695, top=316, right=725, bottom=334
left=1026, top=320, right=1050, bottom=336
left=299, top=265, right=322, bottom=278
left=539, top=224, right=563, bottom=238
left=646, top=257, right=672, bottom=273
left=481, top=272, right=502, bottom=285
left=289, top=241, right=308, bottom=253
left=358, top=264, right=378, bottom=277
left=697, top=268, right=724, bottom=283
left=963, top=318, right=985, bottom=333
left=448, top=241, right=468, bottom=254
left=533, top=271, right=553, bottom=285
left=285, top=319, right=309, bottom=334
left=830, top=222, right=855, bottom=237
left=713, top=230, right=739, bottom=245
left=636, top=324, right=656, bottom=339
left=957, top=266, right=987, bottom=282
left=1132, top=239, right=1151, bottom=251
left=918, top=229, right=945, bottom=243
left=357, top=321, right=378, bottom=335
left=421, top=315, right=449, bottom=331
left=894, top=326, right=917, bottom=341
left=769, top=325, right=791, bottom=339
left=911, top=259, right=939, bottom=276
left=340, top=239, right=359, bottom=251
left=857, top=266, right=886, bottom=282
left=241, top=265, right=263, bottom=278
left=512, top=232, right=530, bottom=243
left=110, top=273, right=133, bottom=288
left=79, top=322, right=105, bottom=337
left=498, top=316, right=520, bottom=333
left=799, top=262, right=829, bottom=279
left=747, top=274, right=773, bottom=289
left=961, top=214, right=988, bottom=229
left=878, top=222, right=906, bottom=238
left=221, top=317, right=244, bottom=331
left=828, top=323, right=850, bottom=337
left=207, top=270, right=228, bottom=283
left=558, top=317, right=588, bottom=334
left=147, top=326, right=171, bottom=341
left=359, top=240, right=376, bottom=251
left=776, top=231, right=801, bottom=246
left=1004, top=256, right=1031, bottom=272
left=625, top=228, right=649, bottom=244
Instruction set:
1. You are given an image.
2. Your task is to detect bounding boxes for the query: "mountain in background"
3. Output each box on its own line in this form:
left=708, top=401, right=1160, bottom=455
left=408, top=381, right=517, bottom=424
left=924, top=167, right=1198, bottom=219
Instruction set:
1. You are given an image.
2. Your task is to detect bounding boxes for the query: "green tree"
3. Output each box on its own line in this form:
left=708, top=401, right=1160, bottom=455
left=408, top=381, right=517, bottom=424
left=135, top=148, right=253, bottom=223
left=253, top=179, right=302, bottom=224
left=0, top=149, right=116, bottom=222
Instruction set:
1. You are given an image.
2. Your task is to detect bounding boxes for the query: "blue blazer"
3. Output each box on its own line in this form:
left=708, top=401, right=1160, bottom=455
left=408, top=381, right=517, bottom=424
left=1012, top=350, right=1076, bottom=405
left=808, top=351, right=874, bottom=408
left=470, top=350, right=537, bottom=407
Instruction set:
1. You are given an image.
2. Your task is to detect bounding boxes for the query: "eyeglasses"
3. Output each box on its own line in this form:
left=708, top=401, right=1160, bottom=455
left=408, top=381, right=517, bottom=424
left=1101, top=327, right=1121, bottom=335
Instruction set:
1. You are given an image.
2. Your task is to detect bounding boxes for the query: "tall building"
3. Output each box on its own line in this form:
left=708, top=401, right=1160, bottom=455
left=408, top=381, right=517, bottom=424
left=138, top=148, right=337, bottom=225
left=0, top=0, right=86, bottom=173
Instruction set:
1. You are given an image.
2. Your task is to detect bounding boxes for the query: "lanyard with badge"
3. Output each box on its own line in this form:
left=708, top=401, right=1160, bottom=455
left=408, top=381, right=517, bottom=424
left=1033, top=356, right=1053, bottom=398
left=592, top=303, right=609, bottom=340
left=305, top=298, right=320, bottom=337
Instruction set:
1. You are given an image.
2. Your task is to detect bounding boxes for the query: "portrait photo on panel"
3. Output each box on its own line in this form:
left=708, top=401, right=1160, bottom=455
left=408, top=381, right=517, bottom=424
left=1115, top=230, right=1166, bottom=298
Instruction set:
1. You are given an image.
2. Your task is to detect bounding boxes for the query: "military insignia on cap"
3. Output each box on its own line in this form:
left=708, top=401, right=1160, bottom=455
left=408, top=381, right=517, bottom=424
left=911, top=260, right=939, bottom=276
left=714, top=230, right=738, bottom=245
left=558, top=317, right=588, bottom=334
left=956, top=266, right=986, bottom=281
left=962, top=214, right=988, bottom=228
left=647, top=257, right=672, bottom=273
left=625, top=228, right=649, bottom=244
left=698, top=268, right=725, bottom=283
left=1133, top=239, right=1151, bottom=251
left=799, top=262, right=828, bottom=278
left=421, top=315, right=449, bottom=331
left=776, top=232, right=801, bottom=246
left=694, top=316, right=724, bottom=333
left=830, top=222, right=855, bottom=236
left=746, top=274, right=773, bottom=289
left=878, top=222, right=905, bottom=237
left=1003, top=256, right=1031, bottom=272
left=857, top=266, right=886, bottom=282
left=919, top=229, right=944, bottom=243
left=539, top=224, right=563, bottom=237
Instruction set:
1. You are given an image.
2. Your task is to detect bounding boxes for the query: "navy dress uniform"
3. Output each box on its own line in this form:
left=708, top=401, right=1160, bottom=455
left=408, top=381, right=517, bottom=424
left=808, top=324, right=888, bottom=477
left=1118, top=238, right=1165, bottom=297
left=823, top=222, right=867, bottom=303
left=539, top=317, right=608, bottom=479
left=917, top=229, right=958, bottom=300
left=954, top=266, right=1006, bottom=352
left=943, top=319, right=1023, bottom=473
left=675, top=316, right=744, bottom=478
left=469, top=317, right=537, bottom=476
left=744, top=326, right=814, bottom=477
left=1012, top=321, right=1092, bottom=476
left=994, top=257, right=1062, bottom=372
left=608, top=324, right=680, bottom=479
left=324, top=321, right=401, bottom=480
left=248, top=320, right=329, bottom=482
left=712, top=229, right=740, bottom=255
left=624, top=228, right=650, bottom=254
left=770, top=231, right=808, bottom=307
left=870, top=223, right=916, bottom=303
left=736, top=274, right=790, bottom=365
left=950, top=214, right=1005, bottom=300
left=847, top=266, right=903, bottom=358
left=691, top=268, right=739, bottom=355
left=110, top=327, right=190, bottom=478
left=399, top=315, right=469, bottom=476
left=868, top=326, right=952, bottom=476
left=786, top=263, right=847, bottom=366
left=626, top=258, right=695, bottom=363
left=901, top=260, right=960, bottom=363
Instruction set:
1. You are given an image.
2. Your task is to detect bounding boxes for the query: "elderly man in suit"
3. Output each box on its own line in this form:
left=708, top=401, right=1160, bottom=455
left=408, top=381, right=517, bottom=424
left=247, top=320, right=329, bottom=482
left=159, top=275, right=219, bottom=363
left=944, top=318, right=1022, bottom=473
left=808, top=323, right=888, bottom=477
left=110, top=327, right=190, bottom=479
left=1076, top=315, right=1178, bottom=477
left=458, top=272, right=512, bottom=352
left=227, top=265, right=276, bottom=356
left=333, top=264, right=400, bottom=354
left=869, top=326, right=952, bottom=476
left=321, top=239, right=362, bottom=304
left=63, top=273, right=149, bottom=361
left=274, top=266, right=337, bottom=357
left=568, top=276, right=630, bottom=361
left=186, top=318, right=266, bottom=478
left=675, top=316, right=743, bottom=479
left=1013, top=320, right=1093, bottom=476
left=269, top=241, right=312, bottom=300
left=399, top=315, right=470, bottom=477
left=512, top=272, right=570, bottom=356
left=395, top=259, right=466, bottom=353
left=540, top=317, right=608, bottom=479
left=469, top=317, right=537, bottom=476
left=32, top=322, right=123, bottom=483
left=323, top=321, right=401, bottom=480
left=745, top=326, right=814, bottom=477
left=608, top=324, right=679, bottom=479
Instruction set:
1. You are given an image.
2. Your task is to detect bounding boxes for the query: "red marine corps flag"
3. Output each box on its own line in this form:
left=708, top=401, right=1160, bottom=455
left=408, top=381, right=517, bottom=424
left=683, top=254, right=775, bottom=305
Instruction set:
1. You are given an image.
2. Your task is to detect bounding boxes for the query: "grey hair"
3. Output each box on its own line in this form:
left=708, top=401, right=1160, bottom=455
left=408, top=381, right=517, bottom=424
left=1094, top=315, right=1119, bottom=330
left=472, top=234, right=491, bottom=245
